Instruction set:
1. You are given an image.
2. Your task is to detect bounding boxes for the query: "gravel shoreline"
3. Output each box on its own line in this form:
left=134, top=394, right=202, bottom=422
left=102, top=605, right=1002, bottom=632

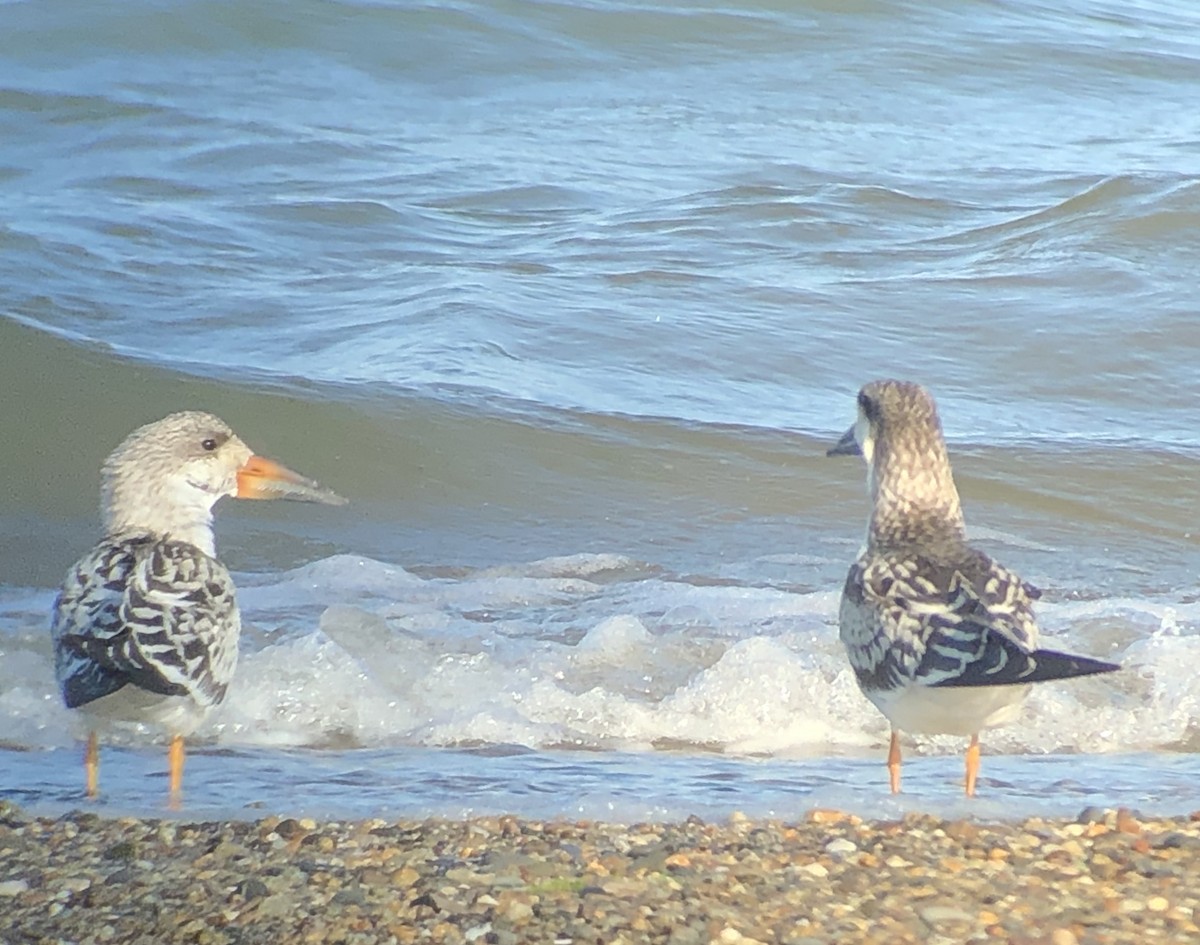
left=2, top=801, right=1198, bottom=945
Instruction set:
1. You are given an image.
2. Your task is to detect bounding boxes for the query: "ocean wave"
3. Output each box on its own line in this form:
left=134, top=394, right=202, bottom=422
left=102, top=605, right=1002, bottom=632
left=1, top=552, right=1181, bottom=762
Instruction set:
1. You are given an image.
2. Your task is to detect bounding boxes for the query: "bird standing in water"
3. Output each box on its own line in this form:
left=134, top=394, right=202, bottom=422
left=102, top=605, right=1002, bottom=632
left=828, top=380, right=1119, bottom=796
left=52, top=411, right=346, bottom=807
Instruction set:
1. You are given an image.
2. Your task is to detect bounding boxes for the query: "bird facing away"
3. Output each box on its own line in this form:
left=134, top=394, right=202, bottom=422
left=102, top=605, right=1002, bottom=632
left=827, top=380, right=1118, bottom=796
left=51, top=411, right=347, bottom=807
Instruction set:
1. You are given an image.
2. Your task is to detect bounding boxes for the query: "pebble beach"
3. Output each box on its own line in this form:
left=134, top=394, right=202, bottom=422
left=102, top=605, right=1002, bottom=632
left=2, top=802, right=1199, bottom=945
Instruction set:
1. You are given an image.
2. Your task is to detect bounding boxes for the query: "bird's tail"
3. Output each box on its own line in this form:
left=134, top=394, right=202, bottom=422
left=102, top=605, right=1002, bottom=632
left=1020, top=648, right=1120, bottom=684
left=931, top=640, right=1120, bottom=688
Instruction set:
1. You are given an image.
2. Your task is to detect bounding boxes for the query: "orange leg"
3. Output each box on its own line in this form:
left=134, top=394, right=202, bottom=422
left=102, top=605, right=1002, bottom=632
left=85, top=731, right=100, bottom=800
left=965, top=733, right=981, bottom=797
left=887, top=729, right=902, bottom=794
left=167, top=734, right=185, bottom=810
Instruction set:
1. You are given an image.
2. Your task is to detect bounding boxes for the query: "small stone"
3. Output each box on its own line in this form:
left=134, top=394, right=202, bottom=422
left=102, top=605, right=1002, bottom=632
left=103, top=840, right=138, bottom=861
left=1049, top=930, right=1079, bottom=945
left=254, top=894, right=293, bottom=920
left=919, top=905, right=975, bottom=925
left=807, top=809, right=851, bottom=825
left=667, top=925, right=705, bottom=945
left=718, top=929, right=744, bottom=944
left=274, top=819, right=305, bottom=840
left=411, top=891, right=440, bottom=912
left=500, top=899, right=533, bottom=923
left=824, top=839, right=857, bottom=856
left=0, top=879, right=29, bottom=896
left=0, top=801, right=27, bottom=825
left=942, top=820, right=979, bottom=842
left=1147, top=896, right=1170, bottom=912
left=237, top=878, right=270, bottom=900
left=333, top=885, right=366, bottom=905
left=1115, top=809, right=1141, bottom=834
left=799, top=863, right=828, bottom=879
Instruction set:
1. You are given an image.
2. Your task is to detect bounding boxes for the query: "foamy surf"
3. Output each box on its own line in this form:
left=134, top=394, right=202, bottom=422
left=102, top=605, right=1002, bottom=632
left=0, top=552, right=1182, bottom=760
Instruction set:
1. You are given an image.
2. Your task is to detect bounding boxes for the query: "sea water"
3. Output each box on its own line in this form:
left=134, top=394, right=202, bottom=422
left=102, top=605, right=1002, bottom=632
left=2, top=0, right=1199, bottom=820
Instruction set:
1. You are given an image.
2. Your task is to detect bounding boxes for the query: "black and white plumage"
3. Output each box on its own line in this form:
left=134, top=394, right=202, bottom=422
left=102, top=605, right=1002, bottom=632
left=54, top=534, right=239, bottom=718
left=51, top=411, right=346, bottom=805
left=828, top=380, right=1119, bottom=796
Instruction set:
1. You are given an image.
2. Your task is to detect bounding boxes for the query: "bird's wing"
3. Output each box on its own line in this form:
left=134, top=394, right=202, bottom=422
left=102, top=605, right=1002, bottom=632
left=51, top=534, right=240, bottom=709
left=840, top=546, right=1042, bottom=690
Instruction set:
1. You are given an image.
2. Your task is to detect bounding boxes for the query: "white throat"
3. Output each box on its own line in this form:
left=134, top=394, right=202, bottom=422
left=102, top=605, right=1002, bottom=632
left=104, top=471, right=226, bottom=558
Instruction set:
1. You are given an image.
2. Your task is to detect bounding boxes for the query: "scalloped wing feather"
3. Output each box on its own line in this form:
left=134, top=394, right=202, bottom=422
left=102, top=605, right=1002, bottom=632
left=839, top=546, right=1043, bottom=691
left=52, top=533, right=240, bottom=710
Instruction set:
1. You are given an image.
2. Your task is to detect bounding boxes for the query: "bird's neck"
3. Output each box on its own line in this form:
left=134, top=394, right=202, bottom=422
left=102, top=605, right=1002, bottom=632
left=103, top=480, right=219, bottom=557
left=868, top=443, right=965, bottom=547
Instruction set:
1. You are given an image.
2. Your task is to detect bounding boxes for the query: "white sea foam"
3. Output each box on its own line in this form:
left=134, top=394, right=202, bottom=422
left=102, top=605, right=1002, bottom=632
left=0, top=553, right=1194, bottom=762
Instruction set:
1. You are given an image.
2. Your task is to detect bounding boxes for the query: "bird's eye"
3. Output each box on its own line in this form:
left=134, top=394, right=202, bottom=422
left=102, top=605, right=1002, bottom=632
left=201, top=438, right=218, bottom=452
